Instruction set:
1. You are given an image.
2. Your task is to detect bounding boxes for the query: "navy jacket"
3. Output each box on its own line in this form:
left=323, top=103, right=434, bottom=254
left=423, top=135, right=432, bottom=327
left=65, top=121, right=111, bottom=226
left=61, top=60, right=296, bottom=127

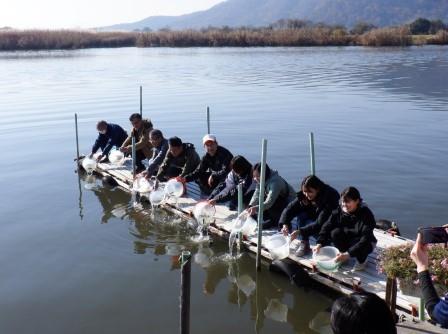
left=92, top=123, right=128, bottom=156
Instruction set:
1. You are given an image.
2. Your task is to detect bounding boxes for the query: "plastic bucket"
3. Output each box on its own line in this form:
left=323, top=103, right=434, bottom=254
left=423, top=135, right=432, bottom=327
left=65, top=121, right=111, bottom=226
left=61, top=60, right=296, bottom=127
left=164, top=179, right=185, bottom=198
left=109, top=150, right=125, bottom=165
left=193, top=202, right=216, bottom=225
left=265, top=234, right=290, bottom=260
left=149, top=189, right=165, bottom=205
left=313, top=246, right=340, bottom=271
left=82, top=157, right=97, bottom=173
left=132, top=177, right=151, bottom=193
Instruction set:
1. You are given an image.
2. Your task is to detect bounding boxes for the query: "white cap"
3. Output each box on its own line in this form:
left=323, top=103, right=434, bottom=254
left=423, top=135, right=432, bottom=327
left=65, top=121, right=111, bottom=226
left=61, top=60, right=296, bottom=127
left=202, top=134, right=217, bottom=145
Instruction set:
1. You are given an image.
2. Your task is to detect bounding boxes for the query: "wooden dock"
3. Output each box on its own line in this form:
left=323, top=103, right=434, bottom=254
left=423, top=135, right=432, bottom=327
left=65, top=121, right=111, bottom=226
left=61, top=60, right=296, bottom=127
left=88, top=157, right=443, bottom=331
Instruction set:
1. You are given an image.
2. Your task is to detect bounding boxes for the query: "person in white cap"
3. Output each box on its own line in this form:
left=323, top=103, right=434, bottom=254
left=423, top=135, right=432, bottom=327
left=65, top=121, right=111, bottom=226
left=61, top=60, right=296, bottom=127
left=178, top=134, right=233, bottom=195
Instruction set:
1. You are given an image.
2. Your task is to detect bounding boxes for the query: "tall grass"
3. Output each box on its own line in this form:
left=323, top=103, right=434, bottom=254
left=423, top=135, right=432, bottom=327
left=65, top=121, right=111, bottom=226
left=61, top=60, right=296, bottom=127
left=0, top=23, right=446, bottom=51
left=0, top=30, right=137, bottom=50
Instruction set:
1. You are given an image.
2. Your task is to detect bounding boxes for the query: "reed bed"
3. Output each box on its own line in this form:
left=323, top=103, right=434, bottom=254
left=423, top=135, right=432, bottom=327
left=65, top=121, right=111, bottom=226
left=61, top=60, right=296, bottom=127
left=0, top=24, right=446, bottom=50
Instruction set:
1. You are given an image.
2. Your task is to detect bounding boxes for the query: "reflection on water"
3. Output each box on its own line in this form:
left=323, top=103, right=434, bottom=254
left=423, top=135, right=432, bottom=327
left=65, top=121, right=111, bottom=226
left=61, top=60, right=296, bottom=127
left=1, top=46, right=447, bottom=333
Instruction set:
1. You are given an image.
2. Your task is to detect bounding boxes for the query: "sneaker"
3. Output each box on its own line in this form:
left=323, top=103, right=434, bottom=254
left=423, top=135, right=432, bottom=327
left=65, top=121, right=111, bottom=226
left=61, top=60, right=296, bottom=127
left=352, top=260, right=367, bottom=271
left=295, top=241, right=311, bottom=257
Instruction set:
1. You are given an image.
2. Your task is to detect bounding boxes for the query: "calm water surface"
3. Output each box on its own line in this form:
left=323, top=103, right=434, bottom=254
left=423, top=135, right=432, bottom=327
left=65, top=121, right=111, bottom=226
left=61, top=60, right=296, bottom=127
left=0, top=46, right=447, bottom=333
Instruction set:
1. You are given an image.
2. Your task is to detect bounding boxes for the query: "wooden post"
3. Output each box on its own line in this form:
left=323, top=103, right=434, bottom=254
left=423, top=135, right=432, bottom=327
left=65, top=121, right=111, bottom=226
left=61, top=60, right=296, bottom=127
left=139, top=86, right=142, bottom=116
left=385, top=277, right=397, bottom=315
left=206, top=106, right=210, bottom=134
left=256, top=139, right=267, bottom=271
left=237, top=183, right=243, bottom=215
left=180, top=251, right=192, bottom=334
left=419, top=297, right=425, bottom=321
left=75, top=113, right=80, bottom=163
left=309, top=132, right=315, bottom=175
left=132, top=136, right=136, bottom=179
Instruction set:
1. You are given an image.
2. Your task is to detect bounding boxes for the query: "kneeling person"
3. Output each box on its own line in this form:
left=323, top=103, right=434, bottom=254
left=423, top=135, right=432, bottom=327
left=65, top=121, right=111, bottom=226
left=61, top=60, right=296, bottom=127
left=156, top=137, right=200, bottom=182
left=140, top=129, right=168, bottom=178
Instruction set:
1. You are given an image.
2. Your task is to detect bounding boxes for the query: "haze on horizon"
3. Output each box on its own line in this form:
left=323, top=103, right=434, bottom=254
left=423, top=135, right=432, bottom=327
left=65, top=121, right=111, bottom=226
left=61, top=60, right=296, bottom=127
left=0, top=0, right=224, bottom=29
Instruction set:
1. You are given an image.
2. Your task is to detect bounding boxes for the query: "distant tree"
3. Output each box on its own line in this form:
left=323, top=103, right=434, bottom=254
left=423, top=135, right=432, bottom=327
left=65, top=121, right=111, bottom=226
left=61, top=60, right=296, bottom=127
left=350, top=22, right=377, bottom=35
left=429, top=19, right=446, bottom=34
left=142, top=27, right=152, bottom=32
left=410, top=18, right=431, bottom=34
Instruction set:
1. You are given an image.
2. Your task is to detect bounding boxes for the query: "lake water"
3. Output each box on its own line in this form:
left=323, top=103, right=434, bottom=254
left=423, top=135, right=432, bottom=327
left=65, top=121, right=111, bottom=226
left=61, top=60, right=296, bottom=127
left=0, top=46, right=447, bottom=333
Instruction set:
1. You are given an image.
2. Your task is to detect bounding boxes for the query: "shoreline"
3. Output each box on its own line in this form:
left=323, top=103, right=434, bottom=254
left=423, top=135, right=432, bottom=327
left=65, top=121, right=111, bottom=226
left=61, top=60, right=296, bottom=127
left=1, top=27, right=447, bottom=51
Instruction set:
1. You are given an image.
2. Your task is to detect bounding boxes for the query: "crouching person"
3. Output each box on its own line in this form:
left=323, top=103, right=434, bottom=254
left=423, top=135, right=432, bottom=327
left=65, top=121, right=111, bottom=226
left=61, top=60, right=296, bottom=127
left=246, top=163, right=295, bottom=229
left=281, top=175, right=340, bottom=256
left=90, top=120, right=127, bottom=162
left=207, top=155, right=255, bottom=211
left=156, top=136, right=200, bottom=182
left=314, top=186, right=377, bottom=271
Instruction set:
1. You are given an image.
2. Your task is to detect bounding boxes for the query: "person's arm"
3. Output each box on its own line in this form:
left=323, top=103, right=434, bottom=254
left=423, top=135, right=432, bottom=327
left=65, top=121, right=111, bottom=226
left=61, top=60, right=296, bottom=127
left=316, top=211, right=338, bottom=246
left=210, top=149, right=233, bottom=180
left=211, top=172, right=237, bottom=202
left=147, top=141, right=168, bottom=176
left=184, top=157, right=205, bottom=182
left=92, top=134, right=106, bottom=155
left=134, top=127, right=151, bottom=151
left=121, top=133, right=132, bottom=149
left=248, top=183, right=260, bottom=207
left=180, top=151, right=200, bottom=178
left=156, top=154, right=171, bottom=181
left=262, top=180, right=281, bottom=211
left=418, top=270, right=443, bottom=319
left=347, top=209, right=375, bottom=257
left=278, top=198, right=301, bottom=230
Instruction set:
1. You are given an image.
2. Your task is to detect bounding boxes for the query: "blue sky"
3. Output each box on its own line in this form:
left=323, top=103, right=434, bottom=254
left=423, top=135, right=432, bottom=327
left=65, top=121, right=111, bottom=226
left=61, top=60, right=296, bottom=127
left=0, top=0, right=224, bottom=29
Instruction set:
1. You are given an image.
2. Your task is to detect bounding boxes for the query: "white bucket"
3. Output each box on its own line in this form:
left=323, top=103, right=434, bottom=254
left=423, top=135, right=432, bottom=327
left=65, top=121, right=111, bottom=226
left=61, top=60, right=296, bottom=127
left=265, top=234, right=290, bottom=260
left=164, top=179, right=185, bottom=198
left=231, top=212, right=257, bottom=237
left=149, top=189, right=165, bottom=205
left=132, top=177, right=151, bottom=193
left=82, top=157, right=97, bottom=174
left=313, top=246, right=341, bottom=272
left=109, top=150, right=125, bottom=165
left=193, top=202, right=216, bottom=225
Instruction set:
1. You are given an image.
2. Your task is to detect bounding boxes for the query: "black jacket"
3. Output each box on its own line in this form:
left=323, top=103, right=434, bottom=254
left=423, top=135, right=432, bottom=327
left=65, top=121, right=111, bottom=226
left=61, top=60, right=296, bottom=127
left=184, top=145, right=233, bottom=183
left=91, top=123, right=128, bottom=156
left=156, top=143, right=200, bottom=180
left=317, top=205, right=377, bottom=257
left=279, top=183, right=340, bottom=230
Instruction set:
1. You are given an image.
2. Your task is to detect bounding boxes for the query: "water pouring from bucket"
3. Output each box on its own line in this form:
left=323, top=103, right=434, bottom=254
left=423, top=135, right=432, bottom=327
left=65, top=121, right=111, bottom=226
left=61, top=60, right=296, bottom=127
left=265, top=234, right=291, bottom=261
left=164, top=178, right=185, bottom=204
left=191, top=202, right=215, bottom=243
left=229, top=212, right=258, bottom=256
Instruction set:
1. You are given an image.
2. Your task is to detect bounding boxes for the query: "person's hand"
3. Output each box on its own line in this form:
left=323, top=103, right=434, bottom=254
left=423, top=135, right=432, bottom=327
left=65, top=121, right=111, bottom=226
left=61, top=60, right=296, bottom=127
left=281, top=225, right=289, bottom=236
left=176, top=176, right=186, bottom=184
left=89, top=153, right=94, bottom=159
left=290, top=230, right=299, bottom=241
left=246, top=206, right=257, bottom=216
left=139, top=170, right=148, bottom=178
left=208, top=199, right=216, bottom=206
left=335, top=252, right=350, bottom=263
left=410, top=233, right=429, bottom=273
left=208, top=175, right=214, bottom=187
left=313, top=244, right=322, bottom=254
left=119, top=147, right=129, bottom=153
left=96, top=154, right=103, bottom=162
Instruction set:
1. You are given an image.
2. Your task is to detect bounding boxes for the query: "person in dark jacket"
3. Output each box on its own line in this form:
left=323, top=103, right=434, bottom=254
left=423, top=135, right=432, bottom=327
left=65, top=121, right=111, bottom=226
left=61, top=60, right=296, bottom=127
left=280, top=175, right=340, bottom=256
left=207, top=155, right=255, bottom=210
left=178, top=134, right=233, bottom=195
left=90, top=120, right=127, bottom=162
left=139, top=129, right=169, bottom=178
left=120, top=113, right=153, bottom=173
left=156, top=136, right=200, bottom=182
left=247, top=163, right=295, bottom=229
left=411, top=230, right=448, bottom=328
left=313, top=186, right=377, bottom=271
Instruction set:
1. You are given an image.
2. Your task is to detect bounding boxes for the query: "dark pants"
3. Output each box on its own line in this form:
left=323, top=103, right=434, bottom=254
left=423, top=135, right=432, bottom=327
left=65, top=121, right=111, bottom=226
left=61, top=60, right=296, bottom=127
left=208, top=183, right=254, bottom=211
left=299, top=221, right=321, bottom=242
left=135, top=150, right=147, bottom=173
left=261, top=195, right=290, bottom=229
left=331, top=228, right=373, bottom=263
left=197, top=172, right=227, bottom=196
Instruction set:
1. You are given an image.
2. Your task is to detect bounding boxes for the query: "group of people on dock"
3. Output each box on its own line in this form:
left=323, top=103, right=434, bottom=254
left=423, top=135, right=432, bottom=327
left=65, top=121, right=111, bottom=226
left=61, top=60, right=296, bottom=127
left=89, top=114, right=447, bottom=330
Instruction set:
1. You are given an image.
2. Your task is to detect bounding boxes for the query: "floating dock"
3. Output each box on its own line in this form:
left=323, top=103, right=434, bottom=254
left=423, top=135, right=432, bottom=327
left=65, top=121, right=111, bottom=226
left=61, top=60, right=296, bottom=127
left=86, top=157, right=444, bottom=332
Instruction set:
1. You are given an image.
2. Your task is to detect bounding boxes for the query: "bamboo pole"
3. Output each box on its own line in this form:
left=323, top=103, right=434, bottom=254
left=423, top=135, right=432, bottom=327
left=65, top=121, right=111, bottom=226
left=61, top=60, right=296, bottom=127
left=256, top=139, right=267, bottom=271
left=206, top=106, right=210, bottom=134
left=180, top=251, right=192, bottom=334
left=75, top=113, right=80, bottom=163
left=237, top=183, right=243, bottom=215
left=139, top=86, right=142, bottom=116
left=309, top=132, right=315, bottom=175
left=132, top=136, right=136, bottom=179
